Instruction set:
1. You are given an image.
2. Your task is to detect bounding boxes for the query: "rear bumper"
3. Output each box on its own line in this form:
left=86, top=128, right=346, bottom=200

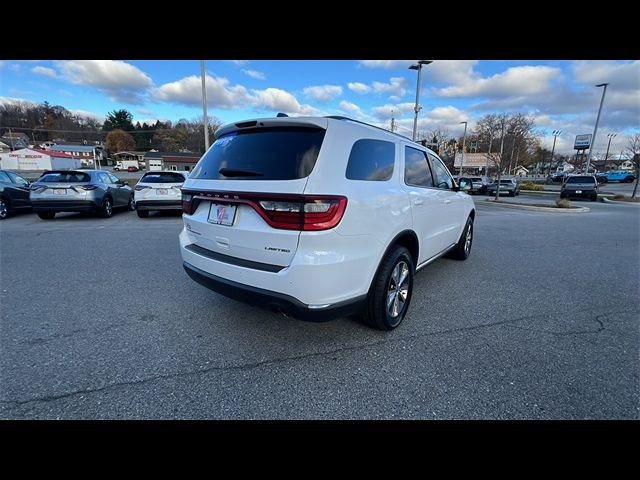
left=561, top=190, right=597, bottom=198
left=136, top=200, right=182, bottom=211
left=183, top=261, right=365, bottom=321
left=31, top=200, right=99, bottom=212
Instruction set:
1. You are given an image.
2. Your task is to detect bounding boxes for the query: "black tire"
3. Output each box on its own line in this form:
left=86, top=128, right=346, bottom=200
left=37, top=211, right=55, bottom=220
left=137, top=209, right=149, bottom=218
left=448, top=216, right=473, bottom=261
left=0, top=197, right=8, bottom=220
left=560, top=192, right=566, bottom=199
left=591, top=194, right=598, bottom=202
left=99, top=197, right=113, bottom=218
left=509, top=190, right=515, bottom=197
left=364, top=245, right=414, bottom=331
left=128, top=194, right=136, bottom=211
left=626, top=176, right=635, bottom=183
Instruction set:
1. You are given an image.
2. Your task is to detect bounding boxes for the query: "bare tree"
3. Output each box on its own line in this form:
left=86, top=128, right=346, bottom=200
left=627, top=132, right=640, bottom=198
left=420, top=128, right=449, bottom=154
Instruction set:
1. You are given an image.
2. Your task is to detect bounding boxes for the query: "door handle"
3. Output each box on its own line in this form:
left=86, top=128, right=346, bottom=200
left=414, top=199, right=424, bottom=206
left=444, top=199, right=452, bottom=204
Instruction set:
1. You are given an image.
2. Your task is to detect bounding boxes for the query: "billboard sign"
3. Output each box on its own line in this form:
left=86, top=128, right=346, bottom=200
left=574, top=134, right=592, bottom=150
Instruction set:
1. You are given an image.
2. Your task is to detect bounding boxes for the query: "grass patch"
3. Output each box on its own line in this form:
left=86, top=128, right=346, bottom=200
left=555, top=198, right=572, bottom=208
left=519, top=181, right=545, bottom=191
left=611, top=195, right=640, bottom=203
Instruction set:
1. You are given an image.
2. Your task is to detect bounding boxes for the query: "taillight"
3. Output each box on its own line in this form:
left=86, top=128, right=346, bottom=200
left=135, top=185, right=151, bottom=191
left=77, top=185, right=98, bottom=191
left=182, top=193, right=193, bottom=213
left=181, top=190, right=347, bottom=231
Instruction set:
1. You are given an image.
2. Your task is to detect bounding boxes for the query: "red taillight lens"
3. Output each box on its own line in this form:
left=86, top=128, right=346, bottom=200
left=182, top=193, right=193, bottom=214
left=75, top=185, right=98, bottom=191
left=181, top=190, right=347, bottom=231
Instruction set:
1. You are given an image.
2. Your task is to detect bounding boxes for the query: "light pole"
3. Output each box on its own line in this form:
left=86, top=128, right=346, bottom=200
left=408, top=60, right=433, bottom=141
left=485, top=129, right=493, bottom=178
left=549, top=129, right=561, bottom=176
left=459, top=121, right=467, bottom=175
left=200, top=60, right=210, bottom=151
left=604, top=133, right=617, bottom=171
left=585, top=82, right=608, bottom=173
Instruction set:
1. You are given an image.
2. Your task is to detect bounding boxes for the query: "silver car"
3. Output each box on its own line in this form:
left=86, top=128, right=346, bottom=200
left=30, top=170, right=134, bottom=220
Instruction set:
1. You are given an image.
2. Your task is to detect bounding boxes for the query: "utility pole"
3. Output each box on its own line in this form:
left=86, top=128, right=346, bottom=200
left=604, top=133, right=617, bottom=171
left=585, top=83, right=609, bottom=173
left=549, top=130, right=561, bottom=176
left=485, top=130, right=493, bottom=178
left=459, top=121, right=467, bottom=175
left=408, top=61, right=432, bottom=141
left=390, top=110, right=395, bottom=133
left=200, top=60, right=210, bottom=151
left=494, top=121, right=505, bottom=201
left=8, top=128, right=15, bottom=150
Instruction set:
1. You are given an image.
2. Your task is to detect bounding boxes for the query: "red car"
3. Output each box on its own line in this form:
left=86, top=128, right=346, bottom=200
left=127, top=166, right=139, bottom=172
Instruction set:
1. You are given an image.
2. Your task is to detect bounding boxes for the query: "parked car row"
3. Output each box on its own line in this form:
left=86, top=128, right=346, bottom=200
left=549, top=170, right=636, bottom=184
left=0, top=168, right=188, bottom=220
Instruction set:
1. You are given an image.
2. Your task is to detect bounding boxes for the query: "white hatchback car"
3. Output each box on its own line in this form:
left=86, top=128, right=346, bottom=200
left=134, top=171, right=189, bottom=218
left=180, top=116, right=475, bottom=330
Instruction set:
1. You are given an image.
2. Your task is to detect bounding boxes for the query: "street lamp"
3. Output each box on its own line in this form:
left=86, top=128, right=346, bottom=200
left=585, top=82, right=609, bottom=173
left=408, top=60, right=433, bottom=141
left=200, top=60, right=210, bottom=151
left=459, top=121, right=468, bottom=175
left=604, top=133, right=617, bottom=171
left=548, top=129, right=562, bottom=175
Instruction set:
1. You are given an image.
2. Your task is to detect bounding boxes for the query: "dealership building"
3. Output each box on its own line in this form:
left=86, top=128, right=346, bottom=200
left=0, top=148, right=81, bottom=170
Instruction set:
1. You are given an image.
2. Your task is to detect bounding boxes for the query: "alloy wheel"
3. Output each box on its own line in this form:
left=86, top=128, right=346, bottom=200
left=387, top=260, right=410, bottom=319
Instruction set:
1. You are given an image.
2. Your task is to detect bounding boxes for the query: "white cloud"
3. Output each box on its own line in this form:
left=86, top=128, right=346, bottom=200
left=153, top=75, right=249, bottom=108
left=338, top=100, right=363, bottom=116
left=571, top=61, right=640, bottom=91
left=56, top=60, right=153, bottom=103
left=242, top=69, right=266, bottom=80
left=426, top=60, right=479, bottom=85
left=372, top=77, right=410, bottom=98
left=435, top=66, right=561, bottom=98
left=31, top=66, right=57, bottom=78
left=228, top=60, right=249, bottom=66
left=371, top=102, right=415, bottom=119
left=358, top=60, right=415, bottom=69
left=303, top=85, right=342, bottom=102
left=250, top=88, right=316, bottom=115
left=347, top=82, right=372, bottom=94
left=69, top=109, right=106, bottom=123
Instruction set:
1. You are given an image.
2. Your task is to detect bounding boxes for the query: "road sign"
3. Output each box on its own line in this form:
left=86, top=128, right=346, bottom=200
left=574, top=134, right=592, bottom=150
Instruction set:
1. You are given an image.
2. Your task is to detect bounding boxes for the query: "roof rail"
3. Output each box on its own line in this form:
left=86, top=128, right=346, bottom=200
left=325, top=116, right=415, bottom=143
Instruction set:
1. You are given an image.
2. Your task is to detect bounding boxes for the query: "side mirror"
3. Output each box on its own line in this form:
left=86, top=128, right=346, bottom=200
left=458, top=179, right=471, bottom=191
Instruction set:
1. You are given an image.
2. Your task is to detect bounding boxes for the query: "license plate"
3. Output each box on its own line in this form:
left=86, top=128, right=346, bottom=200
left=208, top=203, right=237, bottom=226
left=53, top=189, right=66, bottom=195
left=575, top=190, right=582, bottom=194
left=156, top=188, right=168, bottom=195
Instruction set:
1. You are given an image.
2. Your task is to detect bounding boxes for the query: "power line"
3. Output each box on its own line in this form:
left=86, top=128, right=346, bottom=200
left=1, top=125, right=161, bottom=134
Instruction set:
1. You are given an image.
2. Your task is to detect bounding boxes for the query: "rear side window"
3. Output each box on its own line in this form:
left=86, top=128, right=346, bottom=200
left=140, top=172, right=187, bottom=183
left=0, top=171, right=11, bottom=183
left=566, top=176, right=595, bottom=184
left=38, top=172, right=90, bottom=183
left=190, top=127, right=325, bottom=180
left=404, top=147, right=434, bottom=187
left=346, top=139, right=395, bottom=181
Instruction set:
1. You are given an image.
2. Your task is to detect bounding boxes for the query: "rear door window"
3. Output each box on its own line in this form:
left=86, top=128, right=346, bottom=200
left=346, top=139, right=395, bottom=181
left=191, top=127, right=325, bottom=180
left=427, top=154, right=453, bottom=189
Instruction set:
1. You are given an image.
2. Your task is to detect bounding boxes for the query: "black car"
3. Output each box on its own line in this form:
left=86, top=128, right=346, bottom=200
left=560, top=175, right=598, bottom=202
left=0, top=169, right=32, bottom=220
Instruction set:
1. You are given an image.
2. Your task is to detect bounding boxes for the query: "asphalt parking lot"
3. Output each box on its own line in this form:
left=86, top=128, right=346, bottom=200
left=0, top=201, right=638, bottom=419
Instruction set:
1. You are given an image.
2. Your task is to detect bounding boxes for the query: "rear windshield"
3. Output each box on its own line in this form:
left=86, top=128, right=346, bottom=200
left=471, top=178, right=482, bottom=181
left=38, top=172, right=90, bottom=183
left=566, top=176, right=595, bottom=184
left=499, top=179, right=513, bottom=184
left=140, top=172, right=185, bottom=183
left=190, top=127, right=325, bottom=180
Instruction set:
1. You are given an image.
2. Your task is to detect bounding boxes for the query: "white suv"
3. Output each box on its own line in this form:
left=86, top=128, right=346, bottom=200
left=134, top=170, right=188, bottom=218
left=179, top=116, right=475, bottom=330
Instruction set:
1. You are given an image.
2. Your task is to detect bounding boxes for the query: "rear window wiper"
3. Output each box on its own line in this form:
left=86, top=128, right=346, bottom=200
left=219, top=168, right=264, bottom=177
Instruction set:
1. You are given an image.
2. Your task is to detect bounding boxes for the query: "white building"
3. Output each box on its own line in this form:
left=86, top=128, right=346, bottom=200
left=0, top=148, right=81, bottom=170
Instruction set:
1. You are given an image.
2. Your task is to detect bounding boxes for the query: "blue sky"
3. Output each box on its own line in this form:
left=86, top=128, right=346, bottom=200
left=1, top=60, right=638, bottom=155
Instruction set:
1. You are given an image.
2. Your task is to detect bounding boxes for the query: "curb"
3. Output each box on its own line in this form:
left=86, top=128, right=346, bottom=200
left=602, top=197, right=640, bottom=206
left=520, top=189, right=558, bottom=195
left=480, top=200, right=590, bottom=213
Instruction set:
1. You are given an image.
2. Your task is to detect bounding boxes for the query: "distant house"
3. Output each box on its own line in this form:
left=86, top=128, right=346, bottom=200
left=49, top=144, right=104, bottom=167
left=513, top=165, right=529, bottom=177
left=1, top=133, right=30, bottom=150
left=144, top=151, right=202, bottom=172
left=454, top=153, right=491, bottom=174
